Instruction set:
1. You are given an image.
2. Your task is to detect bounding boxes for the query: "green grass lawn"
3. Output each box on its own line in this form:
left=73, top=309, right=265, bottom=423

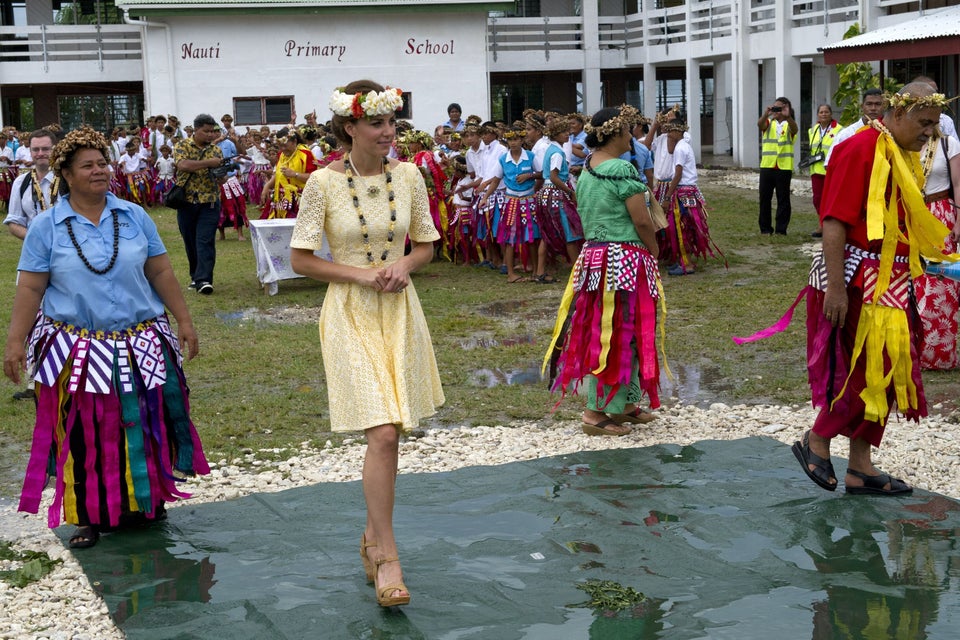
left=0, top=177, right=955, bottom=486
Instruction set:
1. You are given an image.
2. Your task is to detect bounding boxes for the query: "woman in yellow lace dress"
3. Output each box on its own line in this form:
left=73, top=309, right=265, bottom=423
left=290, top=80, right=443, bottom=608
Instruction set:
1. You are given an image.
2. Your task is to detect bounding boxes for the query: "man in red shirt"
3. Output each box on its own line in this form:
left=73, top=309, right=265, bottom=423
left=794, top=81, right=951, bottom=495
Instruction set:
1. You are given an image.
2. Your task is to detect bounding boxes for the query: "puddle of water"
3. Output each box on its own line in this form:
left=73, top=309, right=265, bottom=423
left=659, top=362, right=736, bottom=408
left=477, top=300, right=527, bottom=317
left=215, top=306, right=321, bottom=325
left=468, top=364, right=544, bottom=387
left=459, top=334, right=536, bottom=350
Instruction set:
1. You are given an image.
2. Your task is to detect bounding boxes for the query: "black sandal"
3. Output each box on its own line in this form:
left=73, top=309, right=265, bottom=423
left=791, top=430, right=837, bottom=491
left=845, top=469, right=912, bottom=496
left=68, top=525, right=100, bottom=549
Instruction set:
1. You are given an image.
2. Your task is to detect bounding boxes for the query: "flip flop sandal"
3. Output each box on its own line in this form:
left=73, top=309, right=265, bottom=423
left=581, top=419, right=631, bottom=437
left=609, top=407, right=657, bottom=425
left=791, top=430, right=837, bottom=491
left=68, top=526, right=100, bottom=549
left=845, top=469, right=913, bottom=496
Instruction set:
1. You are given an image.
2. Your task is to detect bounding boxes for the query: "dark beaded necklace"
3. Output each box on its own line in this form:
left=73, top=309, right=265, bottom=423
left=344, top=155, right=396, bottom=265
left=65, top=210, right=120, bottom=275
left=584, top=154, right=632, bottom=181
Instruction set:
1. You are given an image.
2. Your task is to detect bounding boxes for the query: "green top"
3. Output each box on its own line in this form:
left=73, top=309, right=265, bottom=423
left=575, top=157, right=647, bottom=242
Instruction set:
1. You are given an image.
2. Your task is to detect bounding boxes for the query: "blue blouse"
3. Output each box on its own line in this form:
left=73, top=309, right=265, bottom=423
left=498, top=149, right=535, bottom=196
left=542, top=143, right=569, bottom=182
left=19, top=192, right=168, bottom=331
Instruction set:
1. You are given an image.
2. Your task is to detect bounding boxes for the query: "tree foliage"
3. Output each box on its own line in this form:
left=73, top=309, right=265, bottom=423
left=832, top=23, right=901, bottom=126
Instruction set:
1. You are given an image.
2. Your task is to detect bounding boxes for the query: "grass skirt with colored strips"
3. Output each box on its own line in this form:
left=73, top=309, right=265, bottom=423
left=219, top=176, right=248, bottom=230
left=0, top=167, right=15, bottom=205
left=18, top=314, right=209, bottom=529
left=496, top=193, right=539, bottom=245
left=537, top=184, right=583, bottom=258
left=262, top=187, right=300, bottom=219
left=653, top=184, right=722, bottom=270
left=451, top=204, right=481, bottom=264
left=806, top=264, right=926, bottom=446
left=547, top=241, right=662, bottom=410
left=476, top=190, right=503, bottom=242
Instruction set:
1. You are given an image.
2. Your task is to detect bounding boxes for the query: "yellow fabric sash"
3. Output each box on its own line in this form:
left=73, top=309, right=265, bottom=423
left=832, top=126, right=960, bottom=423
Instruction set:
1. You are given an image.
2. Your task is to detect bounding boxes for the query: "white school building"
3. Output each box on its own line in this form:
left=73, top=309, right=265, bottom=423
left=1, top=0, right=958, bottom=168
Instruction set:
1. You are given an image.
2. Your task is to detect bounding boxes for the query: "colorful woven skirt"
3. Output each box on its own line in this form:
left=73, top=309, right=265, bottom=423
left=653, top=184, right=722, bottom=271
left=545, top=241, right=663, bottom=411
left=496, top=193, right=538, bottom=246
left=537, top=184, right=583, bottom=257
left=19, top=314, right=209, bottom=529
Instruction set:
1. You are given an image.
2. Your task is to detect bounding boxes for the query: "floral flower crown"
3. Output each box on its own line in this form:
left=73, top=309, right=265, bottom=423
left=884, top=91, right=956, bottom=112
left=655, top=104, right=682, bottom=124
left=661, top=121, right=689, bottom=133
left=583, top=105, right=642, bottom=142
left=329, top=87, right=404, bottom=118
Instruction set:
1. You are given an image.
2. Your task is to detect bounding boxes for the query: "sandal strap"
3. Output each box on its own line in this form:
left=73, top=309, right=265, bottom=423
left=378, top=583, right=409, bottom=598
left=375, top=556, right=400, bottom=567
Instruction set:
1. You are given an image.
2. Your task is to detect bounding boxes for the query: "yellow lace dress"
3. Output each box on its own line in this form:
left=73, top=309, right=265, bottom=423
left=291, top=162, right=444, bottom=432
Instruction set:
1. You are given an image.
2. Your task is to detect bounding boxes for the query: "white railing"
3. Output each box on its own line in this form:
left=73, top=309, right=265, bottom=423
left=790, top=0, right=860, bottom=27
left=0, top=24, right=141, bottom=73
left=690, top=0, right=735, bottom=44
left=487, top=16, right=583, bottom=62
left=749, top=0, right=777, bottom=33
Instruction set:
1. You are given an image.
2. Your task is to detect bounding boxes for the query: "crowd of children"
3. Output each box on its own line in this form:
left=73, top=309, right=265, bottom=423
left=2, top=105, right=722, bottom=278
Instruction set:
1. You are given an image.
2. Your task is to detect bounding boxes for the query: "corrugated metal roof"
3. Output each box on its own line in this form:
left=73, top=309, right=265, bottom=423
left=823, top=5, right=960, bottom=50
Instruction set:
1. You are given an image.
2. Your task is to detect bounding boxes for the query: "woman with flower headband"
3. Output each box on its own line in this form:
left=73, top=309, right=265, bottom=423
left=654, top=115, right=724, bottom=276
left=3, top=126, right=209, bottom=549
left=535, top=115, right=583, bottom=283
left=478, top=124, right=539, bottom=283
left=398, top=129, right=451, bottom=259
left=544, top=106, right=664, bottom=436
left=290, top=79, right=443, bottom=608
left=259, top=127, right=317, bottom=219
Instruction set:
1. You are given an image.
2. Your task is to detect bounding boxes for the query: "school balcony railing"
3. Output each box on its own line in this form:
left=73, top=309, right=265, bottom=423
left=488, top=0, right=865, bottom=63
left=0, top=23, right=142, bottom=82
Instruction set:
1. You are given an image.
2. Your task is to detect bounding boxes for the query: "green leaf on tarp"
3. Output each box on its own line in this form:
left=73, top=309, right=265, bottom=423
left=0, top=540, right=63, bottom=588
left=571, top=578, right=648, bottom=613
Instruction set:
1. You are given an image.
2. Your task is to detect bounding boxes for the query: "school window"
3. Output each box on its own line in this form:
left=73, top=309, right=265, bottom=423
left=233, top=96, right=293, bottom=126
left=398, top=92, right=412, bottom=121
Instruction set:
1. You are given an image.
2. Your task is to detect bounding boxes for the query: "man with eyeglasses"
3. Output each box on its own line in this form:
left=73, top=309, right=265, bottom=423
left=4, top=128, right=59, bottom=400
left=5, top=129, right=59, bottom=240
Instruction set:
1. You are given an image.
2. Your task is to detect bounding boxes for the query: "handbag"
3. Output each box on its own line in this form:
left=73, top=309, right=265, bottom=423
left=163, top=183, right=188, bottom=209
left=646, top=190, right=668, bottom=231
left=163, top=143, right=213, bottom=208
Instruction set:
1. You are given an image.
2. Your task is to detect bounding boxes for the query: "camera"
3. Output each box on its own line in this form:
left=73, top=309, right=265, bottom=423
left=770, top=106, right=783, bottom=113
left=209, top=157, right=240, bottom=178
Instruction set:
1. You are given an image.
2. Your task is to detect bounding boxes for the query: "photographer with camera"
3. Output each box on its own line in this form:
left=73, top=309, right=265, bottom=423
left=806, top=104, right=841, bottom=237
left=172, top=114, right=224, bottom=295
left=757, top=97, right=798, bottom=235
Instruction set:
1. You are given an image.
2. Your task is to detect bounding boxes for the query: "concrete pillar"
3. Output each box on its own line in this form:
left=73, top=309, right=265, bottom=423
left=581, top=0, right=603, bottom=114
left=685, top=56, right=701, bottom=159
left=713, top=59, right=733, bottom=155
left=643, top=62, right=657, bottom=121
left=732, top=0, right=758, bottom=167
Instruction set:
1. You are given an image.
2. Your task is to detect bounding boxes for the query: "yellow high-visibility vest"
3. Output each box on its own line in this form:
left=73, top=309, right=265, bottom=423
left=760, top=120, right=796, bottom=170
left=807, top=122, right=842, bottom=176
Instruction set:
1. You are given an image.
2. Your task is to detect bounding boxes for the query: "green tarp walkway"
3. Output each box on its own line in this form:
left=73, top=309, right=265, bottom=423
left=66, top=437, right=960, bottom=639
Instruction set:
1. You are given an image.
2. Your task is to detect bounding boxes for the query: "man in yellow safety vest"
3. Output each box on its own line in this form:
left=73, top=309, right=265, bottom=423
left=757, top=97, right=798, bottom=235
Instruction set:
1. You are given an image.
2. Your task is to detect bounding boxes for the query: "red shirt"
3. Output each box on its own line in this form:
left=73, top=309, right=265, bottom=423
left=821, top=123, right=910, bottom=256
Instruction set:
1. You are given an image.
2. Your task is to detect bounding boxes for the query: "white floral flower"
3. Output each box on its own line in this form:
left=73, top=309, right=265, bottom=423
left=329, top=88, right=403, bottom=118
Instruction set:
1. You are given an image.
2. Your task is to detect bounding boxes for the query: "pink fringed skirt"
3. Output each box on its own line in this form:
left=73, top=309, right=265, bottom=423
left=497, top=193, right=538, bottom=245
left=19, top=314, right=209, bottom=529
left=653, top=184, right=723, bottom=270
left=537, top=184, right=583, bottom=257
left=550, top=241, right=661, bottom=409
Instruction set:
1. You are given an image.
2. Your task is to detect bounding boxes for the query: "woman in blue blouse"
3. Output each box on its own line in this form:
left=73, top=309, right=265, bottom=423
left=3, top=127, right=209, bottom=548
